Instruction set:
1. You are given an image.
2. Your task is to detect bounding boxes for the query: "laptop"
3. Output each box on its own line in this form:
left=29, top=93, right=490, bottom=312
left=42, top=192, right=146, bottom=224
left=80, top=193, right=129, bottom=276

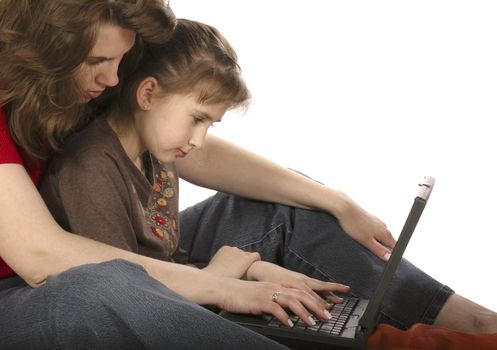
left=221, top=176, right=435, bottom=350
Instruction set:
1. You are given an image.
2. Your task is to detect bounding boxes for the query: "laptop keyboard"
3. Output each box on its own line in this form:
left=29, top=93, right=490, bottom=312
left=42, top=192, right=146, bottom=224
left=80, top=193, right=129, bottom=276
left=266, top=296, right=359, bottom=336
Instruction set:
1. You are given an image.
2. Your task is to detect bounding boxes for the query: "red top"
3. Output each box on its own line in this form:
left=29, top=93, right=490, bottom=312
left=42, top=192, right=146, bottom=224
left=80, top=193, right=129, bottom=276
left=0, top=106, right=45, bottom=278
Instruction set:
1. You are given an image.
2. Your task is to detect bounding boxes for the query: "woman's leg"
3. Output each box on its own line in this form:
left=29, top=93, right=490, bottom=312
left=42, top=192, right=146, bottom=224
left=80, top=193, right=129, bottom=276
left=433, top=294, right=497, bottom=333
left=180, top=192, right=496, bottom=332
left=0, top=259, right=288, bottom=350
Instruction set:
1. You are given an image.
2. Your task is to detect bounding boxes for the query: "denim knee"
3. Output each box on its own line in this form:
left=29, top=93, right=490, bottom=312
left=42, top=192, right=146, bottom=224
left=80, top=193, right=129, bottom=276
left=44, top=259, right=166, bottom=349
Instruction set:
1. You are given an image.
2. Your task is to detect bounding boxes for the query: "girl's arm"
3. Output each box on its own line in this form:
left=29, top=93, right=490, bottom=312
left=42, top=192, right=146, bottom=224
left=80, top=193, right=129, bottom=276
left=176, top=135, right=395, bottom=260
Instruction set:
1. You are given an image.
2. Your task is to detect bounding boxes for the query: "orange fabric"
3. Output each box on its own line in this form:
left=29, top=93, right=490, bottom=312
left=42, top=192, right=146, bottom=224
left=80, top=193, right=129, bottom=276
left=367, top=323, right=497, bottom=350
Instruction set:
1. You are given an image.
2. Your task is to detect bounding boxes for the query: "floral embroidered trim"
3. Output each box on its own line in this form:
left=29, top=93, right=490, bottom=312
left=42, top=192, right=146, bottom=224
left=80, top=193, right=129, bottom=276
left=145, top=167, right=178, bottom=255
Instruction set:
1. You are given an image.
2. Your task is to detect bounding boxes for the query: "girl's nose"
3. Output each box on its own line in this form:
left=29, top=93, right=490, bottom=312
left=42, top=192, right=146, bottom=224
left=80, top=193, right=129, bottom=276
left=189, top=126, right=209, bottom=149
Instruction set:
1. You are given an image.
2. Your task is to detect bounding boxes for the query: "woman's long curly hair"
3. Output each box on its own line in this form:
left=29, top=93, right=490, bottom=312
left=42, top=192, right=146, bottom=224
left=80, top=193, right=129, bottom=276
left=0, top=0, right=176, bottom=159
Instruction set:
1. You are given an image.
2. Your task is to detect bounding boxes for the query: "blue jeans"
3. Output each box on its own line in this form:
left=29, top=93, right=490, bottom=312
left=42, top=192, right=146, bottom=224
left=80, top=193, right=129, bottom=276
left=180, top=192, right=454, bottom=330
left=0, top=259, right=287, bottom=350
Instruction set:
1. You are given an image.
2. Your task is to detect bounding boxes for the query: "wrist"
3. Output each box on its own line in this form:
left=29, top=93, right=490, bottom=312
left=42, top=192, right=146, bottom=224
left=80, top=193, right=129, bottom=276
left=245, top=260, right=264, bottom=281
left=324, top=188, right=356, bottom=220
left=213, top=277, right=247, bottom=310
left=238, top=251, right=261, bottom=279
left=199, top=273, right=235, bottom=307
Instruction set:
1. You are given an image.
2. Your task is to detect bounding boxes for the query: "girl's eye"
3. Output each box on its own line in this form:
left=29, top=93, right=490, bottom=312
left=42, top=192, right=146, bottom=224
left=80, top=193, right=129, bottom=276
left=192, top=116, right=203, bottom=124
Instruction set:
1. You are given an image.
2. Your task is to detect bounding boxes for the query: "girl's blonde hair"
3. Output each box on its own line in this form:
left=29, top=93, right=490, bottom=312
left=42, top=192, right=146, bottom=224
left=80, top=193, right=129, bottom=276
left=0, top=0, right=176, bottom=158
left=110, top=18, right=250, bottom=127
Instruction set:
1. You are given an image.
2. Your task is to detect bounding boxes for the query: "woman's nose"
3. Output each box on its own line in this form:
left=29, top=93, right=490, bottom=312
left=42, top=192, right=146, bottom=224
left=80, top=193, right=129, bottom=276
left=97, top=62, right=120, bottom=88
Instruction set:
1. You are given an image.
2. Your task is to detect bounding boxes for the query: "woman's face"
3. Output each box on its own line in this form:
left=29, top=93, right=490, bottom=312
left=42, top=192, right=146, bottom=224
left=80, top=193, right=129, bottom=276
left=73, top=24, right=136, bottom=103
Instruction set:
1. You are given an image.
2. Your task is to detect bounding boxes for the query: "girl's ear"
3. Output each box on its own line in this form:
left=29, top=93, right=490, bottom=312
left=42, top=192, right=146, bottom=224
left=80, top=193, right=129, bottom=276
left=136, top=77, right=159, bottom=111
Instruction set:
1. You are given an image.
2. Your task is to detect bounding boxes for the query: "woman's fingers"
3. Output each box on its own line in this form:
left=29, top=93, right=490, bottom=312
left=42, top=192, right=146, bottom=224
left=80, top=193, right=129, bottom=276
left=225, top=279, right=348, bottom=328
left=266, top=294, right=294, bottom=327
left=268, top=288, right=332, bottom=326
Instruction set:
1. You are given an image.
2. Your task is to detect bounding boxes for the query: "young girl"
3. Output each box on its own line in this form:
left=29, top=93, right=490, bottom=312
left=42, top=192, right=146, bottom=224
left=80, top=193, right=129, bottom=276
left=40, top=15, right=497, bottom=343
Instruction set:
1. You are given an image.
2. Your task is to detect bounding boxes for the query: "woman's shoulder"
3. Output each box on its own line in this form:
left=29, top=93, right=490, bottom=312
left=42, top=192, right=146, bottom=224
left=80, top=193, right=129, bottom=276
left=45, top=118, right=128, bottom=177
left=60, top=118, right=120, bottom=159
left=0, top=105, right=23, bottom=165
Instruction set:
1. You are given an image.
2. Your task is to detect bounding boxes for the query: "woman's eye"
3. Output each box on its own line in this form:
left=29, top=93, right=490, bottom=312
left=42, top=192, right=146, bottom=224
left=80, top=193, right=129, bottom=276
left=192, top=116, right=203, bottom=124
left=86, top=59, right=106, bottom=67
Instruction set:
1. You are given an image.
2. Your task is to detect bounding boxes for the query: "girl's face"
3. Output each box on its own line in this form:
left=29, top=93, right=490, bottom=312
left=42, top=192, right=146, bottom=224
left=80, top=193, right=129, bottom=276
left=134, top=93, right=229, bottom=163
left=74, top=24, right=136, bottom=103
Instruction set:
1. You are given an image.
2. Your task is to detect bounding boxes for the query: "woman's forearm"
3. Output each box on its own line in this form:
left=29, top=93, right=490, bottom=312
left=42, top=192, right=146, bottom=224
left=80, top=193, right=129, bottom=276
left=176, top=135, right=355, bottom=218
left=0, top=164, right=227, bottom=304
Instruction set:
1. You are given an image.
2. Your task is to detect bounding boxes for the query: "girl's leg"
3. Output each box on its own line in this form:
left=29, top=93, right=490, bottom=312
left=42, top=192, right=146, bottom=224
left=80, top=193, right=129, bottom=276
left=0, top=259, right=287, bottom=350
left=180, top=193, right=458, bottom=330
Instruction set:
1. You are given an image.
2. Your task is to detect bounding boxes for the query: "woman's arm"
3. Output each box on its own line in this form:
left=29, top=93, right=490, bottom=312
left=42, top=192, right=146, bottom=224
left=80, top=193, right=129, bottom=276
left=177, top=135, right=338, bottom=210
left=0, top=164, right=218, bottom=300
left=176, top=135, right=395, bottom=260
left=0, top=164, right=237, bottom=306
left=0, top=164, right=333, bottom=326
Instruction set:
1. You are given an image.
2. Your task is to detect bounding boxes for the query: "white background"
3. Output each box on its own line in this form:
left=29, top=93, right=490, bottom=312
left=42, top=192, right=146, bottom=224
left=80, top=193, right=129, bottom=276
left=172, top=1, right=497, bottom=312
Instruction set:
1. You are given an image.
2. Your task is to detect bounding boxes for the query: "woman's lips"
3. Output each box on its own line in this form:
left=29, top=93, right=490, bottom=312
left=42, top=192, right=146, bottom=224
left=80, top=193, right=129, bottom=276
left=87, top=90, right=103, bottom=99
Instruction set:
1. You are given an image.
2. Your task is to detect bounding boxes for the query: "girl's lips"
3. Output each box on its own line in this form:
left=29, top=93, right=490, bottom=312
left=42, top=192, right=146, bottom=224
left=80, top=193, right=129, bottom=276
left=176, top=149, right=187, bottom=158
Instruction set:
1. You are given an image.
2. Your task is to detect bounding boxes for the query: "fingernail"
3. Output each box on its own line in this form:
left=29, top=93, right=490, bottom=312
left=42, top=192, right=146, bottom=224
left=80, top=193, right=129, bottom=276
left=288, top=319, right=294, bottom=327
left=324, top=310, right=332, bottom=320
left=384, top=252, right=391, bottom=261
left=308, top=316, right=316, bottom=326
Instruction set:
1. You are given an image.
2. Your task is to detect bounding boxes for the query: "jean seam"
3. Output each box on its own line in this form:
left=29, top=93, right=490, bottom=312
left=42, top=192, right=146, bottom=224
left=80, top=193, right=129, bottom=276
left=286, top=244, right=340, bottom=283
left=236, top=223, right=285, bottom=250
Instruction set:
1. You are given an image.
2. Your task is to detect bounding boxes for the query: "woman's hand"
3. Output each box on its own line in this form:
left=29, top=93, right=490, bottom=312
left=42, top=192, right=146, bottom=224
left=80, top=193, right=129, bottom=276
left=334, top=196, right=396, bottom=261
left=203, top=246, right=260, bottom=279
left=246, top=261, right=350, bottom=304
left=218, top=278, right=333, bottom=328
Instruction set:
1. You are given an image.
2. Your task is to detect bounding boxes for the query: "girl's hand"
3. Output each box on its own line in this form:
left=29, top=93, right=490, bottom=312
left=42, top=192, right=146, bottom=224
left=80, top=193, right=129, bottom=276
left=246, top=261, right=350, bottom=304
left=218, top=278, right=333, bottom=328
left=203, top=246, right=260, bottom=279
left=335, top=198, right=396, bottom=261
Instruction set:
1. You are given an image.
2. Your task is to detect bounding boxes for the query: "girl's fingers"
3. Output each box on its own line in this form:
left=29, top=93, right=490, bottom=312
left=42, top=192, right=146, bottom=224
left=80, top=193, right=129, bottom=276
left=303, top=279, right=350, bottom=299
left=307, top=287, right=328, bottom=304
left=313, top=281, right=351, bottom=293
left=281, top=278, right=351, bottom=310
left=324, top=291, right=345, bottom=304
